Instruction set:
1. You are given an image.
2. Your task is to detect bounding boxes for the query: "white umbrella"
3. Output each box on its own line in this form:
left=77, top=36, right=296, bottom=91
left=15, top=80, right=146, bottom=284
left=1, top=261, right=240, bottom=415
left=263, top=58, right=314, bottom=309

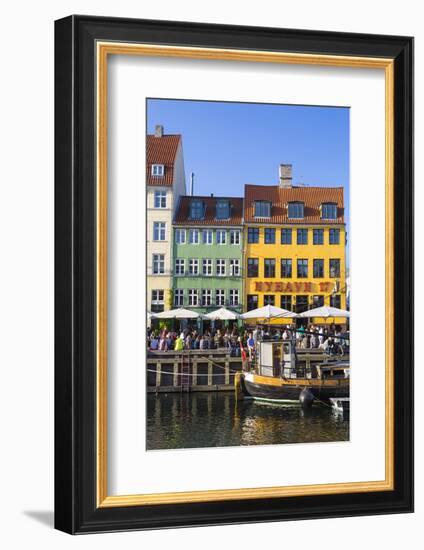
left=299, top=305, right=350, bottom=318
left=203, top=307, right=240, bottom=320
left=240, top=304, right=297, bottom=320
left=152, top=307, right=201, bottom=319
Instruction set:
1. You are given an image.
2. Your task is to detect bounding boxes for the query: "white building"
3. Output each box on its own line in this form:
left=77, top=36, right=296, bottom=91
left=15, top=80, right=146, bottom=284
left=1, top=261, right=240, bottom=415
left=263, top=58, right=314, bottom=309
left=147, top=125, right=186, bottom=312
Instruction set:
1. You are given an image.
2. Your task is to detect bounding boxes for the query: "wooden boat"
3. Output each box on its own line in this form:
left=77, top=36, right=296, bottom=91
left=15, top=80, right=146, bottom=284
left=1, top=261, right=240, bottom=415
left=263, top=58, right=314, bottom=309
left=235, top=339, right=349, bottom=406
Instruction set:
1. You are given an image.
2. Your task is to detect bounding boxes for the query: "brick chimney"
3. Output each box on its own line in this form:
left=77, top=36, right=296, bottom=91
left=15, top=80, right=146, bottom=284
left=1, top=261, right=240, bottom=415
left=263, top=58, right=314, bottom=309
left=155, top=124, right=164, bottom=138
left=279, top=164, right=292, bottom=188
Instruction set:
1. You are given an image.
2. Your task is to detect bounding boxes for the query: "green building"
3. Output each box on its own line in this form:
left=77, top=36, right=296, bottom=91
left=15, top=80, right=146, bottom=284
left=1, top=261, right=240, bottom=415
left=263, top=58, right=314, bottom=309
left=173, top=195, right=244, bottom=314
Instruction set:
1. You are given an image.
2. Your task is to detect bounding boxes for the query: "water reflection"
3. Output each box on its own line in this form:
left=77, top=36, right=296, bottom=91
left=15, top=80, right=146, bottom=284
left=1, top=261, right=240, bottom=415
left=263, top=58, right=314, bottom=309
left=146, top=392, right=349, bottom=450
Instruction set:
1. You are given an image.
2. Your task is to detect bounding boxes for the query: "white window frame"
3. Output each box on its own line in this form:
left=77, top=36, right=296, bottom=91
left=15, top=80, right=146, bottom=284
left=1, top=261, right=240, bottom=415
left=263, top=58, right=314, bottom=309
left=175, top=258, right=185, bottom=276
left=215, top=289, right=225, bottom=306
left=175, top=228, right=186, bottom=244
left=152, top=254, right=165, bottom=275
left=151, top=289, right=164, bottom=304
left=216, top=259, right=226, bottom=276
left=189, top=229, right=200, bottom=244
left=216, top=230, right=226, bottom=245
left=189, top=258, right=199, bottom=276
left=151, top=164, right=164, bottom=176
left=230, top=259, right=240, bottom=276
left=229, top=289, right=239, bottom=307
left=153, top=190, right=167, bottom=208
left=174, top=289, right=184, bottom=307
left=230, top=230, right=240, bottom=245
left=153, top=221, right=166, bottom=241
left=201, top=289, right=212, bottom=307
left=202, top=259, right=212, bottom=276
left=202, top=229, right=213, bottom=245
left=188, top=289, right=198, bottom=307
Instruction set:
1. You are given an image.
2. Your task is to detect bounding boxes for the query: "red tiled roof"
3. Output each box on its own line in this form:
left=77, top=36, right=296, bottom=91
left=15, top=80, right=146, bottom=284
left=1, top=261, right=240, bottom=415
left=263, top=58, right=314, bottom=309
left=244, top=184, right=344, bottom=224
left=174, top=196, right=243, bottom=226
left=146, top=134, right=181, bottom=186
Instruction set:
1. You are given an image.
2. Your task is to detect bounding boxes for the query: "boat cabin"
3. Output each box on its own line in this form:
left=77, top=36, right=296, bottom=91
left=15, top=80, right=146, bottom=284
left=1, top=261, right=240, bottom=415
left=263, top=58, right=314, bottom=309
left=256, top=340, right=349, bottom=380
left=257, top=340, right=304, bottom=379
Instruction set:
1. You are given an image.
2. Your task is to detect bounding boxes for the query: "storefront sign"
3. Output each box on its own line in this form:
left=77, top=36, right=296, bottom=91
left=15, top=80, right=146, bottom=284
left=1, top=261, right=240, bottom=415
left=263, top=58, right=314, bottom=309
left=253, top=281, right=334, bottom=293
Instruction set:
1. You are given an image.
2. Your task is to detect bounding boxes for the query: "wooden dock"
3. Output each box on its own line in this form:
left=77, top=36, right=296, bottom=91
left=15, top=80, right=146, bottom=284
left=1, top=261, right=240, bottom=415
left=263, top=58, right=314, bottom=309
left=147, top=349, right=345, bottom=393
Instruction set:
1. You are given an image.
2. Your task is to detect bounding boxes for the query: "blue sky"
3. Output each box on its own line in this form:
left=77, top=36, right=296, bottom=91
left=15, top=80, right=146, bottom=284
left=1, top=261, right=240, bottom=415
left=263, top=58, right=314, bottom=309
left=147, top=98, right=350, bottom=263
left=147, top=98, right=348, bottom=193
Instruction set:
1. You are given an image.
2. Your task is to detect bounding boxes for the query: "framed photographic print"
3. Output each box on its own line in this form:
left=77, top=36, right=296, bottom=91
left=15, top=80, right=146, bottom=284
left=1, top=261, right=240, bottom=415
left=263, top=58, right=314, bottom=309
left=54, top=15, right=414, bottom=533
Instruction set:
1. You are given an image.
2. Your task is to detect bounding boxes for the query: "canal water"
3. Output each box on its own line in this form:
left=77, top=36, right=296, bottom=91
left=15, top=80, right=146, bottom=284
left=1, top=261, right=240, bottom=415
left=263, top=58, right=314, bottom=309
left=146, top=392, right=349, bottom=450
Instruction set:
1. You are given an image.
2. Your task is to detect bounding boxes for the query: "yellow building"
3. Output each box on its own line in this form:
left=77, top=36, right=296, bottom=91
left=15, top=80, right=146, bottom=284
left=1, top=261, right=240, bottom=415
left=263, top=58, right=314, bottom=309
left=243, top=165, right=347, bottom=325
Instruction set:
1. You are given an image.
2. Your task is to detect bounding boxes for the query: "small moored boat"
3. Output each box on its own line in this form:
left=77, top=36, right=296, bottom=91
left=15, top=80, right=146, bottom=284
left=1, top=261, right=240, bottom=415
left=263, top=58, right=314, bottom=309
left=329, top=397, right=350, bottom=415
left=235, top=338, right=349, bottom=406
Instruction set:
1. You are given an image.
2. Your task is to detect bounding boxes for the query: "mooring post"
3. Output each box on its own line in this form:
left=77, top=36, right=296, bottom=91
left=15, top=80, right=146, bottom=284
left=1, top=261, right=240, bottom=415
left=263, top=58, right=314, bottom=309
left=156, top=362, right=161, bottom=387
left=225, top=358, right=230, bottom=385
left=173, top=361, right=179, bottom=387
left=208, top=362, right=213, bottom=386
left=192, top=360, right=197, bottom=386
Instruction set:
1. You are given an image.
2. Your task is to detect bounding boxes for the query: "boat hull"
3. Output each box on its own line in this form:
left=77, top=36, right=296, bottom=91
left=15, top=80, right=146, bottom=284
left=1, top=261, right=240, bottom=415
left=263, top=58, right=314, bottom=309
left=239, top=373, right=349, bottom=403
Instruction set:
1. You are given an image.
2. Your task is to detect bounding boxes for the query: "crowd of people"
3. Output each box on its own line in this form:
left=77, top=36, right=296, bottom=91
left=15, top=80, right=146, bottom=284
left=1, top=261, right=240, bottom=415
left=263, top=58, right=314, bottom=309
left=147, top=323, right=348, bottom=357
left=147, top=326, right=245, bottom=355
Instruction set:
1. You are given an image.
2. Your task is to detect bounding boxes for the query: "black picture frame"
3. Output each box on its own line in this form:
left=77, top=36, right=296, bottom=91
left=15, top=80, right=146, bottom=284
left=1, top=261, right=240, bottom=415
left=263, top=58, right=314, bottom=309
left=55, top=15, right=414, bottom=534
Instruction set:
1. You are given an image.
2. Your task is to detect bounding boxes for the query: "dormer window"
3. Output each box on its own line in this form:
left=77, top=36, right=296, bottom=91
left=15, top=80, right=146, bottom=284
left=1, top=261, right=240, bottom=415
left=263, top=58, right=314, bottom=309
left=321, top=202, right=337, bottom=220
left=288, top=201, right=304, bottom=219
left=151, top=164, right=164, bottom=176
left=189, top=199, right=204, bottom=220
left=254, top=200, right=271, bottom=218
left=216, top=200, right=230, bottom=219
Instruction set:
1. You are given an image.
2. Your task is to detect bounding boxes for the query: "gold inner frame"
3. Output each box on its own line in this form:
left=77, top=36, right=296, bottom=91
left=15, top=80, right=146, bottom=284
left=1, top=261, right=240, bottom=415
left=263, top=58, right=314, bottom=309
left=96, top=42, right=394, bottom=508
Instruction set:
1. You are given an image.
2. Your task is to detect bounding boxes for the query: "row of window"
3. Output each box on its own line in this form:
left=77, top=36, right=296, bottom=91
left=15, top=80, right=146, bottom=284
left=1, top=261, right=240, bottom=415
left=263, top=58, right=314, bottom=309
left=176, top=288, right=240, bottom=307
left=154, top=225, right=241, bottom=244
left=151, top=289, right=342, bottom=312
left=151, top=289, right=240, bottom=308
left=151, top=190, right=339, bottom=223
left=175, top=258, right=241, bottom=277
left=174, top=228, right=241, bottom=245
left=189, top=199, right=231, bottom=220
left=247, top=294, right=342, bottom=312
left=152, top=193, right=233, bottom=221
left=153, top=254, right=342, bottom=278
left=253, top=200, right=338, bottom=220
left=247, top=258, right=341, bottom=278
left=248, top=227, right=341, bottom=245
left=153, top=224, right=341, bottom=245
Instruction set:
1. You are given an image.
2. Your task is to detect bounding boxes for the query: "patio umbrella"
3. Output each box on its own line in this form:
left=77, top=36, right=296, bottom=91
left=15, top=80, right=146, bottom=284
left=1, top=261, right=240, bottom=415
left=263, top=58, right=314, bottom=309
left=203, top=307, right=240, bottom=320
left=240, top=304, right=297, bottom=320
left=152, top=307, right=201, bottom=319
left=299, top=305, right=350, bottom=318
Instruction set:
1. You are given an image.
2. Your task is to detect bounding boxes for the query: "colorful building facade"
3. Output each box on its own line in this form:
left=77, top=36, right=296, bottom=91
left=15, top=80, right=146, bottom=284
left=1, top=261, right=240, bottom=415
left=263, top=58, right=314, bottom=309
left=172, top=196, right=244, bottom=314
left=243, top=165, right=347, bottom=325
left=146, top=132, right=348, bottom=323
left=146, top=126, right=186, bottom=312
